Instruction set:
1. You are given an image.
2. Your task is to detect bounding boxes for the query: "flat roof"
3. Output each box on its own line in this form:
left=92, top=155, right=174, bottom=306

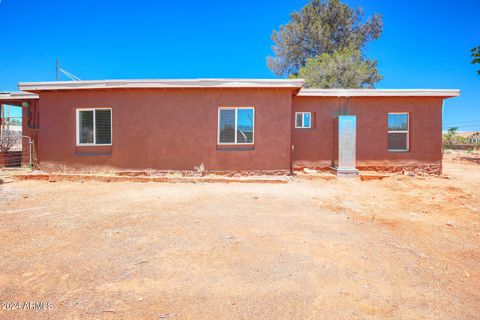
left=455, top=131, right=479, bottom=138
left=0, top=91, right=39, bottom=100
left=297, top=88, right=460, bottom=98
left=18, top=79, right=305, bottom=92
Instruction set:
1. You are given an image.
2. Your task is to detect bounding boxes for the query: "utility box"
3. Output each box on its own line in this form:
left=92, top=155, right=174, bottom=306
left=332, top=115, right=359, bottom=175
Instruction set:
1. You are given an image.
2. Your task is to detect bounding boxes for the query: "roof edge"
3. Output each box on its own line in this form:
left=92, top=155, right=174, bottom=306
left=0, top=91, right=39, bottom=100
left=19, top=79, right=305, bottom=92
left=297, top=88, right=460, bottom=98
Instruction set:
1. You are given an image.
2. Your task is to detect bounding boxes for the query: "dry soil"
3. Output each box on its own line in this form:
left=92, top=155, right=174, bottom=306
left=0, top=152, right=479, bottom=319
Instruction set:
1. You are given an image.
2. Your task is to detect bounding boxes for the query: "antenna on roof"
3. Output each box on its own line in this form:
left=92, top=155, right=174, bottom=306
left=56, top=58, right=81, bottom=81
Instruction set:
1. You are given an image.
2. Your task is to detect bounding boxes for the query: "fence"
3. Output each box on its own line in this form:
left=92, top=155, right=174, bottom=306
left=0, top=127, right=33, bottom=168
left=446, top=144, right=480, bottom=151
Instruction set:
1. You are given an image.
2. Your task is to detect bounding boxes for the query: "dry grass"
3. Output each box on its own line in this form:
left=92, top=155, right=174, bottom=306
left=0, top=153, right=479, bottom=319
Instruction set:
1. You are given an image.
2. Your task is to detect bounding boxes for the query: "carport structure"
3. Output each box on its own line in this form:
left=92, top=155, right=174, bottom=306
left=0, top=91, right=39, bottom=167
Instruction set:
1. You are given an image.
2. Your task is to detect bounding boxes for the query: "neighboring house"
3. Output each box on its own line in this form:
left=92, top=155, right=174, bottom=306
left=468, top=132, right=480, bottom=144
left=0, top=79, right=460, bottom=174
left=454, top=132, right=480, bottom=144
left=455, top=131, right=474, bottom=143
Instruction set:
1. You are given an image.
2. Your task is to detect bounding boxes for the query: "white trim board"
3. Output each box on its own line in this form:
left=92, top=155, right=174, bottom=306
left=76, top=108, right=112, bottom=146
left=387, top=112, right=409, bottom=152
left=19, top=79, right=305, bottom=92
left=297, top=88, right=460, bottom=98
left=295, top=112, right=312, bottom=129
left=0, top=91, right=39, bottom=100
left=217, top=107, right=255, bottom=145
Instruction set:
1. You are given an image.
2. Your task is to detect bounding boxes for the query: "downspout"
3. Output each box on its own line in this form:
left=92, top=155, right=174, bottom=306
left=24, top=99, right=39, bottom=131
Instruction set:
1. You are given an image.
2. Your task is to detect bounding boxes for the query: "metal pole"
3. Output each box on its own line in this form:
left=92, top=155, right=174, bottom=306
left=22, top=136, right=33, bottom=168
left=29, top=140, right=32, bottom=167
left=291, top=144, right=295, bottom=177
left=56, top=58, right=60, bottom=81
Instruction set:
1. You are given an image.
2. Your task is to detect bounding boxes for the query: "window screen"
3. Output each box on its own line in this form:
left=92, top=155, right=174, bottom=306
left=77, top=109, right=112, bottom=145
left=218, top=107, right=254, bottom=144
left=296, top=113, right=303, bottom=127
left=388, top=113, right=408, bottom=151
left=95, top=109, right=112, bottom=144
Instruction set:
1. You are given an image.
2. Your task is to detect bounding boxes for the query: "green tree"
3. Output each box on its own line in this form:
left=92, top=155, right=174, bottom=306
left=267, top=0, right=383, bottom=88
left=7, top=119, right=21, bottom=126
left=297, top=48, right=382, bottom=88
left=443, top=127, right=459, bottom=147
left=471, top=46, right=480, bottom=75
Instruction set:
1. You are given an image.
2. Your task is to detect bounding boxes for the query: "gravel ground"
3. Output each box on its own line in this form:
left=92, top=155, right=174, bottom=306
left=0, top=153, right=479, bottom=320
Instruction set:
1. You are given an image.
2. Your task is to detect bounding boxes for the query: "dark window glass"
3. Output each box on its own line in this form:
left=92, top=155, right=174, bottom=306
left=388, top=113, right=408, bottom=131
left=237, top=109, right=254, bottom=143
left=95, top=110, right=111, bottom=144
left=296, top=113, right=303, bottom=127
left=79, top=111, right=94, bottom=144
left=388, top=132, right=408, bottom=150
left=219, top=109, right=235, bottom=143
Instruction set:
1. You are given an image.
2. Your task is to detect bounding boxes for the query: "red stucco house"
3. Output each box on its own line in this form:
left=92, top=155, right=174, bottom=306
left=1, top=79, right=459, bottom=174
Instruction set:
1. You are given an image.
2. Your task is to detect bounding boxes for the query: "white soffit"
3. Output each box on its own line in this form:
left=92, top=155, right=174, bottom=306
left=297, top=88, right=460, bottom=98
left=18, top=79, right=305, bottom=92
left=0, top=91, right=39, bottom=100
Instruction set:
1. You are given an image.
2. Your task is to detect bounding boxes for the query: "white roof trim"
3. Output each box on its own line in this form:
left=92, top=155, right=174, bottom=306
left=0, top=91, right=39, bottom=100
left=19, top=79, right=305, bottom=91
left=297, top=88, right=460, bottom=97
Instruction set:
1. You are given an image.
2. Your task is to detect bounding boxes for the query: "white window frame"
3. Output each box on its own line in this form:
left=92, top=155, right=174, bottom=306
left=76, top=108, right=112, bottom=146
left=387, top=112, right=409, bottom=152
left=217, top=107, right=255, bottom=145
left=295, top=112, right=312, bottom=129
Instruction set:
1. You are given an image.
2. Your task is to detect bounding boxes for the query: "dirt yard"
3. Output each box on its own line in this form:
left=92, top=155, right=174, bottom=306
left=1, top=153, right=479, bottom=320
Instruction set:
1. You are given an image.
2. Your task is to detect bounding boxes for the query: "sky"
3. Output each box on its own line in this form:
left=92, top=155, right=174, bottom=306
left=0, top=0, right=479, bottom=130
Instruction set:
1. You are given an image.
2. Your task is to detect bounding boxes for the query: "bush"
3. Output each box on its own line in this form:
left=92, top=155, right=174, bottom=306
left=0, top=130, right=20, bottom=153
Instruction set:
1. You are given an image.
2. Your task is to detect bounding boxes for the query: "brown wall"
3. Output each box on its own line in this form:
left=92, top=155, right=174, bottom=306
left=292, top=96, right=444, bottom=170
left=36, top=88, right=294, bottom=172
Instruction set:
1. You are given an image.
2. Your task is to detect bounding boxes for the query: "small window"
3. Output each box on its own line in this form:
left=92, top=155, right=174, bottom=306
left=76, top=108, right=112, bottom=145
left=218, top=107, right=254, bottom=144
left=388, top=113, right=409, bottom=151
left=295, top=112, right=311, bottom=128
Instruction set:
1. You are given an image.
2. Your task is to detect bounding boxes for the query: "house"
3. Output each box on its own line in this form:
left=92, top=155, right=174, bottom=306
left=461, top=132, right=480, bottom=144
left=453, top=132, right=480, bottom=144
left=470, top=132, right=480, bottom=144
left=0, top=79, right=459, bottom=174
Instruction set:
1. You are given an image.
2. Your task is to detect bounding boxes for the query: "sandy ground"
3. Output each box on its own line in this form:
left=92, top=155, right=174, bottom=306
left=0, top=153, right=479, bottom=320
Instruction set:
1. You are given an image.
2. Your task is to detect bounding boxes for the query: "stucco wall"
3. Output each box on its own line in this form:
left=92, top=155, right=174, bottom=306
left=36, top=88, right=293, bottom=172
left=292, top=96, right=444, bottom=171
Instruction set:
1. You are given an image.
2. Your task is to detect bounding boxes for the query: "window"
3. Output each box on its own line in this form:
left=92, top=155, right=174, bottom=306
left=218, top=107, right=254, bottom=144
left=76, top=108, right=112, bottom=145
left=295, top=112, right=311, bottom=128
left=388, top=113, right=409, bottom=151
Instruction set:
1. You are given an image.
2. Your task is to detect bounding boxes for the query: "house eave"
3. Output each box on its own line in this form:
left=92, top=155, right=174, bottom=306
left=0, top=91, right=39, bottom=100
left=18, top=79, right=305, bottom=92
left=297, top=88, right=460, bottom=98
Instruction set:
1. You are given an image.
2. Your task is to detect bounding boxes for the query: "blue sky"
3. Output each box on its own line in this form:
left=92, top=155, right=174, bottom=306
left=0, top=0, right=478, bottom=130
